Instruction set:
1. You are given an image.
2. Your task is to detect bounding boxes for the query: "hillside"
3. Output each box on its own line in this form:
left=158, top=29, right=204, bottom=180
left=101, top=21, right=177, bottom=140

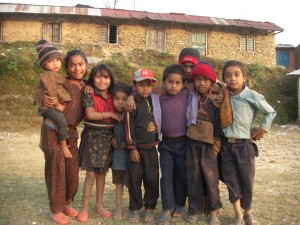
left=0, top=42, right=298, bottom=131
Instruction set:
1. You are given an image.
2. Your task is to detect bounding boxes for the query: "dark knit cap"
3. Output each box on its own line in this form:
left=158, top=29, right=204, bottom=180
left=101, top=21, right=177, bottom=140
left=178, top=48, right=201, bottom=65
left=191, top=63, right=217, bottom=83
left=35, top=39, right=62, bottom=68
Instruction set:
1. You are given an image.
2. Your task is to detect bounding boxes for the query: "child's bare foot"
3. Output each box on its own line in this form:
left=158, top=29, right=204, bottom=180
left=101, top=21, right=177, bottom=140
left=114, top=207, right=122, bottom=220
left=60, top=141, right=72, bottom=158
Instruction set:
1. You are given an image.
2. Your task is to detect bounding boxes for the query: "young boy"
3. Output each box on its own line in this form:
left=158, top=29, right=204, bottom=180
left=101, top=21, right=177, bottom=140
left=33, top=39, right=72, bottom=159
left=186, top=63, right=222, bottom=225
left=124, top=69, right=160, bottom=223
left=111, top=82, right=132, bottom=220
left=220, top=60, right=276, bottom=225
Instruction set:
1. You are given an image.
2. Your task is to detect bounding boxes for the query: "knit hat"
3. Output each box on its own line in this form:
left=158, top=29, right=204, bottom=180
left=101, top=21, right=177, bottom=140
left=35, top=39, right=62, bottom=68
left=191, top=63, right=217, bottom=83
left=133, top=69, right=157, bottom=83
left=178, top=48, right=201, bottom=65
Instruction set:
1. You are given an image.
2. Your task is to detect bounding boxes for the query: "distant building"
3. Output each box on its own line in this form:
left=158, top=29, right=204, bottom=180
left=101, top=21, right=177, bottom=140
left=276, top=44, right=300, bottom=70
left=0, top=3, right=284, bottom=66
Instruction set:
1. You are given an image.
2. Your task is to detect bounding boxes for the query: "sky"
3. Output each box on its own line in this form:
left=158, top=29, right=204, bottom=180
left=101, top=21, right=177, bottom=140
left=0, top=0, right=299, bottom=46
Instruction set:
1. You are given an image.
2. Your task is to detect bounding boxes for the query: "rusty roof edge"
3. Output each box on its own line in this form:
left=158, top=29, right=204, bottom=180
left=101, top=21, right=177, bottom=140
left=0, top=3, right=284, bottom=31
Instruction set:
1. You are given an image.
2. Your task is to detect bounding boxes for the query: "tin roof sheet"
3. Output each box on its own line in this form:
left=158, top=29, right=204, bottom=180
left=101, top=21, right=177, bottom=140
left=0, top=3, right=283, bottom=31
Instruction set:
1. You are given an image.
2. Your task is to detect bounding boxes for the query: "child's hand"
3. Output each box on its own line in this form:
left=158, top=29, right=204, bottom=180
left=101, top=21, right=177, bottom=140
left=84, top=85, right=94, bottom=94
left=251, top=127, right=266, bottom=141
left=130, top=149, right=140, bottom=162
left=43, top=93, right=58, bottom=107
left=125, top=95, right=136, bottom=112
left=153, top=86, right=166, bottom=95
left=55, top=103, right=66, bottom=112
left=112, top=112, right=123, bottom=123
left=111, top=137, right=118, bottom=149
left=211, top=85, right=224, bottom=104
left=187, top=83, right=194, bottom=92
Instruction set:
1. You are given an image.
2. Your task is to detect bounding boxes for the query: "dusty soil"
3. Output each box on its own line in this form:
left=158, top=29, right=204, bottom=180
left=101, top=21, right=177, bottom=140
left=0, top=124, right=299, bottom=225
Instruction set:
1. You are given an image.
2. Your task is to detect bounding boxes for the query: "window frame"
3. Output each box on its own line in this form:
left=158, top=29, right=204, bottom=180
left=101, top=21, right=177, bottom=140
left=43, top=22, right=61, bottom=44
left=99, top=24, right=118, bottom=44
left=240, top=35, right=255, bottom=52
left=146, top=28, right=166, bottom=52
left=189, top=32, right=207, bottom=56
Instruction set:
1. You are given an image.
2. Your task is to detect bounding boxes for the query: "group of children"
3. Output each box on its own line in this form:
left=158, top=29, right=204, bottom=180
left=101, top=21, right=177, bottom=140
left=34, top=40, right=276, bottom=225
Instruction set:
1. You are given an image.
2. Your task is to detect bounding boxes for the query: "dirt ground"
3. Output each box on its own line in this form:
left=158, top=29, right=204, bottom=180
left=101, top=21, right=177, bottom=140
left=0, top=123, right=299, bottom=225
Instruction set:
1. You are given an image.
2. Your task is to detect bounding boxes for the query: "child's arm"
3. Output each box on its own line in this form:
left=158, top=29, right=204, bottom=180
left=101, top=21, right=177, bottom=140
left=124, top=111, right=140, bottom=162
left=130, top=149, right=140, bottom=162
left=85, top=107, right=123, bottom=122
left=125, top=95, right=136, bottom=112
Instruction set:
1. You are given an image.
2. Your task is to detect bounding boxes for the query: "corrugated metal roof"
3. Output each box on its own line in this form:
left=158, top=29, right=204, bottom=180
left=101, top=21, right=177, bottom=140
left=0, top=3, right=283, bottom=32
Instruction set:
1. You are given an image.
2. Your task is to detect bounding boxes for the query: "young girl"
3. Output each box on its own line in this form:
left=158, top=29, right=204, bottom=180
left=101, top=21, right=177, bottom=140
left=186, top=63, right=222, bottom=225
left=40, top=49, right=88, bottom=225
left=111, top=82, right=132, bottom=220
left=77, top=63, right=123, bottom=222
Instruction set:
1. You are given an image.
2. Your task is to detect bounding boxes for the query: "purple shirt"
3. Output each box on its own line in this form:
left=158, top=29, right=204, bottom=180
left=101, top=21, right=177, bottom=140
left=160, top=88, right=189, bottom=138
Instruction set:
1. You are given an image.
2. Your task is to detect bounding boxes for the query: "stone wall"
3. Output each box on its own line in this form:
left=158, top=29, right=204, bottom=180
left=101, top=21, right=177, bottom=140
left=1, top=18, right=277, bottom=67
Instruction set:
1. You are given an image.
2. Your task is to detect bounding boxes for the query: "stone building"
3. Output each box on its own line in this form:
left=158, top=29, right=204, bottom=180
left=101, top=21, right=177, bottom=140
left=0, top=3, right=283, bottom=66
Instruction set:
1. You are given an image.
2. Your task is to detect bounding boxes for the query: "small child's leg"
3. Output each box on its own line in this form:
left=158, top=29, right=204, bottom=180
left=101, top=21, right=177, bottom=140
left=114, top=184, right=124, bottom=220
left=60, top=140, right=72, bottom=158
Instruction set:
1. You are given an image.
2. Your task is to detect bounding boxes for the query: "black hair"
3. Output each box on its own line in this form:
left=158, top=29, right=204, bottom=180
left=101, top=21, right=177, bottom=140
left=88, top=63, right=115, bottom=94
left=112, top=82, right=132, bottom=97
left=64, top=49, right=88, bottom=77
left=222, top=60, right=245, bottom=81
left=162, top=64, right=187, bottom=82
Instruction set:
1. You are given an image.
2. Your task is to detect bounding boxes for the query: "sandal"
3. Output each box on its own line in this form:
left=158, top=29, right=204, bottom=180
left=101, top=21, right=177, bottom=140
left=144, top=208, right=155, bottom=222
left=172, top=206, right=186, bottom=218
left=77, top=210, right=88, bottom=222
left=51, top=212, right=68, bottom=225
left=157, top=213, right=171, bottom=225
left=63, top=207, right=79, bottom=217
left=129, top=210, right=140, bottom=223
left=209, top=215, right=221, bottom=225
left=243, top=214, right=260, bottom=225
left=230, top=216, right=244, bottom=225
left=187, top=214, right=201, bottom=223
left=95, top=207, right=112, bottom=219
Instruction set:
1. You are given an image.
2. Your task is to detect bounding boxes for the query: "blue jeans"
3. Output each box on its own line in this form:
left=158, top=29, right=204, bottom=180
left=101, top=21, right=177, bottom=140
left=158, top=136, right=187, bottom=211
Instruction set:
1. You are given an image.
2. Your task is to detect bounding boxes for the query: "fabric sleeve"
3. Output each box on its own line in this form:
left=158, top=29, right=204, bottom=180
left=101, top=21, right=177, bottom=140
left=124, top=111, right=137, bottom=150
left=83, top=93, right=95, bottom=109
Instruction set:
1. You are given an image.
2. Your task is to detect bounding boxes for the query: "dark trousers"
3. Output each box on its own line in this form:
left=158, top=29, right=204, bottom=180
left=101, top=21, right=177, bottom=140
left=39, top=107, right=68, bottom=141
left=127, top=146, right=159, bottom=210
left=186, top=139, right=222, bottom=215
left=220, top=139, right=256, bottom=210
left=158, top=136, right=187, bottom=211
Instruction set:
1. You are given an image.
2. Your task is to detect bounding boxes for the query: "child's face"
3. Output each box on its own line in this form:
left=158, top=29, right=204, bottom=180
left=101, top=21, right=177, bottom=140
left=194, top=76, right=212, bottom=95
left=134, top=79, right=154, bottom=98
left=113, top=91, right=128, bottom=113
left=67, top=54, right=88, bottom=80
left=223, top=66, right=246, bottom=95
left=163, top=73, right=184, bottom=95
left=181, top=62, right=195, bottom=81
left=44, top=57, right=61, bottom=72
left=94, top=69, right=111, bottom=92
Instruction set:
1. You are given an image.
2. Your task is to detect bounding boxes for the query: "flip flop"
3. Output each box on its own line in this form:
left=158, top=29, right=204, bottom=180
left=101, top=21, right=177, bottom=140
left=157, top=213, right=171, bottom=225
left=77, top=210, right=88, bottom=222
left=209, top=215, right=221, bottom=225
left=95, top=207, right=112, bottom=219
left=51, top=212, right=68, bottom=225
left=63, top=207, right=79, bottom=217
left=244, top=214, right=260, bottom=225
left=230, top=216, right=244, bottom=225
left=144, top=208, right=155, bottom=222
left=172, top=206, right=186, bottom=218
left=129, top=210, right=140, bottom=223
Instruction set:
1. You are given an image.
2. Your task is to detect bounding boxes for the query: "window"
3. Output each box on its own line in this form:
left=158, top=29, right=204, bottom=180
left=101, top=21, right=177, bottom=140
left=190, top=32, right=206, bottom=56
left=146, top=28, right=165, bottom=52
left=43, top=23, right=61, bottom=43
left=240, top=35, right=255, bottom=52
left=99, top=25, right=118, bottom=44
